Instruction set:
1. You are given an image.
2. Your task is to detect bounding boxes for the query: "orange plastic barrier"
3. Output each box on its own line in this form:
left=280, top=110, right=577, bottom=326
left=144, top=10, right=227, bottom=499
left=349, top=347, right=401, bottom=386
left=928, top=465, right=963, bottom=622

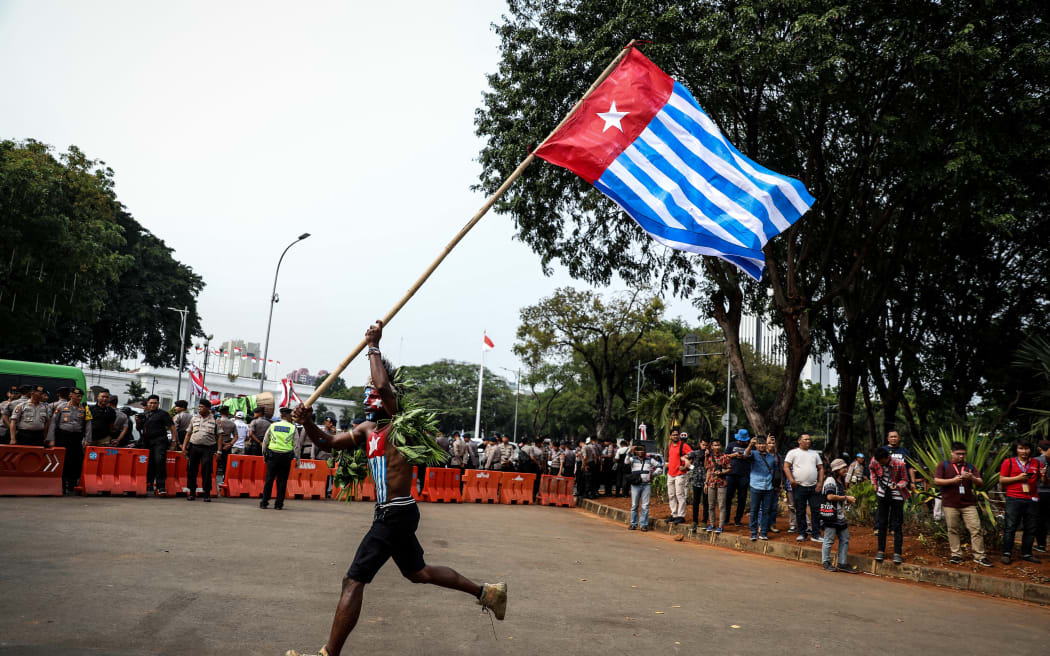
left=540, top=474, right=573, bottom=507
left=422, top=467, right=462, bottom=503
left=0, top=445, right=65, bottom=496
left=288, top=459, right=328, bottom=499
left=498, top=471, right=535, bottom=505
left=461, top=469, right=500, bottom=503
left=163, top=451, right=216, bottom=496
left=221, top=454, right=266, bottom=498
left=78, top=446, right=149, bottom=496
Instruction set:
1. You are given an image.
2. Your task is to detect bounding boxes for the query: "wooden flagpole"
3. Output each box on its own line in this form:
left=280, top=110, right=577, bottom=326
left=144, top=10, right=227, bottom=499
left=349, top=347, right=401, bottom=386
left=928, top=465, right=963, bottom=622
left=305, top=40, right=642, bottom=407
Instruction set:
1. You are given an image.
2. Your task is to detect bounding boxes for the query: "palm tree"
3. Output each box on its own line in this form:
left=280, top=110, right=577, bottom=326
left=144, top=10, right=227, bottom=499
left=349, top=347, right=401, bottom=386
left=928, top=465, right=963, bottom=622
left=632, top=377, right=718, bottom=452
left=1014, top=334, right=1050, bottom=437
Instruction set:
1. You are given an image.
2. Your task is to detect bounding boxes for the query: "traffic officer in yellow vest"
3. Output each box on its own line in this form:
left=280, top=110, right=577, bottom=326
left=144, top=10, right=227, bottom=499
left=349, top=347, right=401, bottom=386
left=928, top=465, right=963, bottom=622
left=9, top=385, right=51, bottom=446
left=47, top=387, right=92, bottom=494
left=260, top=406, right=296, bottom=510
left=181, top=399, right=220, bottom=502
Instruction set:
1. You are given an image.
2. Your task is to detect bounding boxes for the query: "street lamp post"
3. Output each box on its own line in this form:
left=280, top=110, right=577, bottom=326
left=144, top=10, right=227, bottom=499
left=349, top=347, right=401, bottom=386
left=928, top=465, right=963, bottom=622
left=168, top=306, right=189, bottom=400
left=260, top=233, right=311, bottom=392
left=500, top=366, right=520, bottom=443
left=634, top=356, right=667, bottom=442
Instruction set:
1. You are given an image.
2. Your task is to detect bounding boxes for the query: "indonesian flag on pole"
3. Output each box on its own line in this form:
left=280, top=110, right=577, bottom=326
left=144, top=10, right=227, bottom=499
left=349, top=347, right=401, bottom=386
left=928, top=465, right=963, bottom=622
left=534, top=48, right=813, bottom=280
left=279, top=377, right=303, bottom=408
left=639, top=423, right=648, bottom=441
left=482, top=334, right=495, bottom=351
left=189, top=364, right=209, bottom=398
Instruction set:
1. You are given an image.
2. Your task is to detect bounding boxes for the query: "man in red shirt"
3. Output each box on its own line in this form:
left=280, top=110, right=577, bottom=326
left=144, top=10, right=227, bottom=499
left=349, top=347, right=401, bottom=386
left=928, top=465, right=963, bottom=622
left=999, top=440, right=1047, bottom=564
left=666, top=429, right=692, bottom=524
left=933, top=441, right=992, bottom=567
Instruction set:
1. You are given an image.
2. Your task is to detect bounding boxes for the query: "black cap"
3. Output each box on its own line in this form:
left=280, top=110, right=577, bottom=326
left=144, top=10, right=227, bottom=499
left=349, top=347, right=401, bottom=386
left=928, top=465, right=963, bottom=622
left=198, top=399, right=212, bottom=408
left=71, top=387, right=84, bottom=395
left=18, top=385, right=31, bottom=393
left=32, top=384, right=46, bottom=393
left=57, top=386, right=70, bottom=395
left=279, top=406, right=292, bottom=415
left=219, top=405, right=231, bottom=415
left=174, top=400, right=188, bottom=409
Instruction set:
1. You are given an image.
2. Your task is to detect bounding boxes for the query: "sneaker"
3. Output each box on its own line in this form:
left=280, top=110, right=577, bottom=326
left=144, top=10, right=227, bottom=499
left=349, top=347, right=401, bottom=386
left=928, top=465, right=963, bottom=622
left=837, top=564, right=859, bottom=574
left=186, top=495, right=195, bottom=501
left=750, top=534, right=757, bottom=541
left=769, top=527, right=780, bottom=534
left=1033, top=545, right=1047, bottom=553
left=758, top=535, right=769, bottom=541
left=893, top=554, right=903, bottom=565
left=949, top=556, right=962, bottom=565
left=202, top=496, right=211, bottom=503
left=155, top=488, right=166, bottom=497
left=715, top=527, right=723, bottom=534
left=704, top=525, right=714, bottom=532
left=259, top=501, right=269, bottom=509
left=822, top=561, right=835, bottom=572
left=975, top=557, right=994, bottom=567
left=477, top=582, right=508, bottom=620
left=1002, top=553, right=1012, bottom=565
left=285, top=647, right=329, bottom=656
left=787, top=527, right=797, bottom=534
left=628, top=525, right=637, bottom=530
left=810, top=536, right=824, bottom=543
left=1021, top=554, right=1041, bottom=564
left=875, top=551, right=885, bottom=562
left=796, top=535, right=806, bottom=543
left=641, top=526, right=649, bottom=532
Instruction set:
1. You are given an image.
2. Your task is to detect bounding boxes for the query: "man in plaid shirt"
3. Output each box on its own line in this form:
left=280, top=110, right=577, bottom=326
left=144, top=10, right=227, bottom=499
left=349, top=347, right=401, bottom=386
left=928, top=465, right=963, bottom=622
left=870, top=446, right=910, bottom=564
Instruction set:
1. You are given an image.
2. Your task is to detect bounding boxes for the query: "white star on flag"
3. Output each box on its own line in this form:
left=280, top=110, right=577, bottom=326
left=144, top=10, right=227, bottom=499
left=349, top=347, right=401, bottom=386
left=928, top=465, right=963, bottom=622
left=597, top=101, right=629, bottom=132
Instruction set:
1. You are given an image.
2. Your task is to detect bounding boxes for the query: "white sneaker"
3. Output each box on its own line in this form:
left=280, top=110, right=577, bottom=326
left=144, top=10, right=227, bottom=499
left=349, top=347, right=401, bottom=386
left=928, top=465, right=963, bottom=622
left=285, top=647, right=329, bottom=656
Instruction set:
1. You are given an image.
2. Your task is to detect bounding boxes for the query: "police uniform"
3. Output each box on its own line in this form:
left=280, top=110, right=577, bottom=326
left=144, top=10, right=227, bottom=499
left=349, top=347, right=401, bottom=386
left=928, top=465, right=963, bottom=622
left=173, top=409, right=192, bottom=445
left=47, top=391, right=92, bottom=493
left=185, top=407, right=220, bottom=500
left=247, top=414, right=269, bottom=456
left=216, top=414, right=236, bottom=475
left=0, top=386, right=21, bottom=442
left=11, top=388, right=50, bottom=446
left=260, top=409, right=295, bottom=509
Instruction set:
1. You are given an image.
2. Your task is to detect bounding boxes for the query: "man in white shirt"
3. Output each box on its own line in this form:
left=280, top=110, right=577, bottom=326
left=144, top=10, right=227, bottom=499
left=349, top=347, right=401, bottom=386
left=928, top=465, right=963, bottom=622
left=232, top=411, right=250, bottom=455
left=783, top=434, right=825, bottom=543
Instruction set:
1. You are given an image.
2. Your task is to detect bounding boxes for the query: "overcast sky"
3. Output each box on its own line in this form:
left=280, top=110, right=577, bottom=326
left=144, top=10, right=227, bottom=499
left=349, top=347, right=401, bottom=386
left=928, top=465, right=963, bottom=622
left=0, top=0, right=700, bottom=387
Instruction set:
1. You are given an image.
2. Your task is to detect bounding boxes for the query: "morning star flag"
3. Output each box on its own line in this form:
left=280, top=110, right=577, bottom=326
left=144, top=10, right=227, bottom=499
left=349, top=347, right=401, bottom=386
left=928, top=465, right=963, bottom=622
left=534, top=48, right=814, bottom=280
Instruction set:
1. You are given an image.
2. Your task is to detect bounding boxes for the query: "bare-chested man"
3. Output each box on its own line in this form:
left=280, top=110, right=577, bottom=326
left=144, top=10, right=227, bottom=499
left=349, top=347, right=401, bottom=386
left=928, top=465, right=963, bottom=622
left=288, top=320, right=507, bottom=656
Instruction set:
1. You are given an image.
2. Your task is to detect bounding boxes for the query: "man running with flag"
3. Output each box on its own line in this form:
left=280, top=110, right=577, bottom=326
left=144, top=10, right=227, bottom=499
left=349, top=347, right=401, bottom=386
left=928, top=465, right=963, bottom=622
left=287, top=320, right=507, bottom=656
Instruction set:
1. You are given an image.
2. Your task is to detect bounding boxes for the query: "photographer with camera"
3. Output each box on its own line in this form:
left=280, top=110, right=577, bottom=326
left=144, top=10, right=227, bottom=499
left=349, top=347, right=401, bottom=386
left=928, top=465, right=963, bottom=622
left=625, top=445, right=662, bottom=531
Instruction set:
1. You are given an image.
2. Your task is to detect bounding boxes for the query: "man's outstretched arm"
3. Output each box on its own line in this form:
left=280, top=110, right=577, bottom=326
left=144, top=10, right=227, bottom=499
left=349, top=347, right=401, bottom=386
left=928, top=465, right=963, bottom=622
left=293, top=406, right=364, bottom=451
left=365, top=320, right=398, bottom=416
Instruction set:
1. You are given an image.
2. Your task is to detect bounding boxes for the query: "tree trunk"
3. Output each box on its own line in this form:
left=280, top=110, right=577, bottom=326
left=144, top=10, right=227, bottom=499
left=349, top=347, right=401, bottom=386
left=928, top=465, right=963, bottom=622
left=861, top=372, right=878, bottom=455
left=831, top=371, right=859, bottom=459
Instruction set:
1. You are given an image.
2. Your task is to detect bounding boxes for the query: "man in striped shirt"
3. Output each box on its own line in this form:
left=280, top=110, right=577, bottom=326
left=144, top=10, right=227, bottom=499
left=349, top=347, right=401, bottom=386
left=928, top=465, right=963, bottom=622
left=289, top=320, right=507, bottom=656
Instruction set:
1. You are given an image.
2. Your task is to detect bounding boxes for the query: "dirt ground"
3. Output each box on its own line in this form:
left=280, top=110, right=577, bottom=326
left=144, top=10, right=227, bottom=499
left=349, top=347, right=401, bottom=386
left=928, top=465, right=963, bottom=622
left=596, top=493, right=1050, bottom=585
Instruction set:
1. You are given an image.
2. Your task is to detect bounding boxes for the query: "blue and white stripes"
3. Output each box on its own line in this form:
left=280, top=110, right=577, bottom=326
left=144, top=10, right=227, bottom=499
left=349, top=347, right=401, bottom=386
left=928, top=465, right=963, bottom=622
left=594, top=83, right=813, bottom=280
left=369, top=454, right=387, bottom=504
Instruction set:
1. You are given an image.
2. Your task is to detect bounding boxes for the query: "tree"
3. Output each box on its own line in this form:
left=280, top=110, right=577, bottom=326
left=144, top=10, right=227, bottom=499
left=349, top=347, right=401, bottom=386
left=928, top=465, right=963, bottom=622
left=0, top=140, right=204, bottom=366
left=400, top=360, right=516, bottom=436
left=125, top=380, right=148, bottom=403
left=314, top=373, right=354, bottom=400
left=515, top=287, right=665, bottom=441
left=476, top=0, right=1050, bottom=445
left=633, top=377, right=717, bottom=451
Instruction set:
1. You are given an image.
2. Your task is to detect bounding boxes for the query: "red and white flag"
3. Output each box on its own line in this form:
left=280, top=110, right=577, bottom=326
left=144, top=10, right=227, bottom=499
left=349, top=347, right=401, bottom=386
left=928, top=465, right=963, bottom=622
left=639, top=423, right=648, bottom=441
left=482, top=334, right=495, bottom=351
left=279, top=377, right=303, bottom=408
left=189, top=364, right=209, bottom=399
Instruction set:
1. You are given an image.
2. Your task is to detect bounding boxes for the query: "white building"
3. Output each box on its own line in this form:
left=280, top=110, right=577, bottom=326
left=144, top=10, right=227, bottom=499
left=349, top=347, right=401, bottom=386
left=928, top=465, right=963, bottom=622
left=81, top=364, right=357, bottom=419
left=739, top=313, right=836, bottom=387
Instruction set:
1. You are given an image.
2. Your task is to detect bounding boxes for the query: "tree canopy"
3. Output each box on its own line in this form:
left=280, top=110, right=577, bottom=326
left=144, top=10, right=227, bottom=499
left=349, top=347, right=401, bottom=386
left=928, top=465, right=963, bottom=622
left=0, top=139, right=204, bottom=366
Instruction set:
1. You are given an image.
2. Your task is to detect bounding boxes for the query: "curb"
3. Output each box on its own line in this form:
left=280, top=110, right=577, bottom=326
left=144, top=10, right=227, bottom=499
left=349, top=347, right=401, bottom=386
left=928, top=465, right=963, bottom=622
left=575, top=498, right=1050, bottom=606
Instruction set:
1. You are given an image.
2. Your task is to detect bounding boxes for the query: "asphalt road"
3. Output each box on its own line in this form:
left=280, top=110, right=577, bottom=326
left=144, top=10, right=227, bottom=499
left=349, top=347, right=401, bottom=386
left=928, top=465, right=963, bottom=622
left=0, top=496, right=1046, bottom=655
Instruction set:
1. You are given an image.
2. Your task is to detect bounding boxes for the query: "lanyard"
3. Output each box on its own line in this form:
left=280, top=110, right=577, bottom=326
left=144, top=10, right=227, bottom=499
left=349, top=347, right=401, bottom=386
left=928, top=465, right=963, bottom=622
left=952, top=463, right=966, bottom=477
left=1016, top=458, right=1030, bottom=476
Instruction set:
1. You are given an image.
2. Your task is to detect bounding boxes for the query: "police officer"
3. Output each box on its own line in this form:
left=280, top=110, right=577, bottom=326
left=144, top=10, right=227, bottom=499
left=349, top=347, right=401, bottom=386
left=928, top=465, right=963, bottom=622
left=172, top=400, right=192, bottom=446
left=260, top=407, right=295, bottom=510
left=0, top=385, right=20, bottom=443
left=247, top=406, right=269, bottom=456
left=48, top=387, right=71, bottom=417
left=181, top=399, right=220, bottom=502
left=47, top=387, right=92, bottom=494
left=10, top=385, right=51, bottom=446
left=138, top=394, right=176, bottom=496
left=88, top=389, right=116, bottom=447
left=215, top=405, right=236, bottom=476
left=109, top=395, right=132, bottom=446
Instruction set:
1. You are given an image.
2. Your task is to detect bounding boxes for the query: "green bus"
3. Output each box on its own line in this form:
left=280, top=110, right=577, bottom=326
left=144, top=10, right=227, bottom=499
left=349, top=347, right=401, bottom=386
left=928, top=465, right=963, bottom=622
left=0, top=359, right=87, bottom=398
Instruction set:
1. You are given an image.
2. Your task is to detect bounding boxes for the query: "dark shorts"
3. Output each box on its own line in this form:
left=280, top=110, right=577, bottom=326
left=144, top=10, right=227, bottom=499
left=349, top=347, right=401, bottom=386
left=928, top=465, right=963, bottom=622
left=347, top=501, right=426, bottom=584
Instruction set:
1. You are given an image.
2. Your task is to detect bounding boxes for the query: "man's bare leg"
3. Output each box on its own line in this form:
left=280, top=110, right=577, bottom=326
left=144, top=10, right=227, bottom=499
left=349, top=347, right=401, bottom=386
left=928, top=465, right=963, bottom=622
left=405, top=564, right=482, bottom=596
left=325, top=577, right=365, bottom=656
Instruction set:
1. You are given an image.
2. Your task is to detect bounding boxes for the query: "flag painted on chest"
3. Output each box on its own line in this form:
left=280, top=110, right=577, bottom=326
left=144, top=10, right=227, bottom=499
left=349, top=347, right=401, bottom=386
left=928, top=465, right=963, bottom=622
left=534, top=48, right=814, bottom=280
left=367, top=427, right=388, bottom=503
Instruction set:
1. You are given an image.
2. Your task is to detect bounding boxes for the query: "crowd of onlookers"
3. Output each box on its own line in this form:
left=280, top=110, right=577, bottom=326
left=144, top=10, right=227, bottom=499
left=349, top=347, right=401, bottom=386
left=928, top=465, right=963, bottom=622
left=7, top=382, right=1050, bottom=571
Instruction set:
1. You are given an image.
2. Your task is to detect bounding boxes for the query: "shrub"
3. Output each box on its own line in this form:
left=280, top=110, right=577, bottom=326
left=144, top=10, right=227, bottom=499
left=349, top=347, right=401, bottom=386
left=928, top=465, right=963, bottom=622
left=651, top=474, right=668, bottom=503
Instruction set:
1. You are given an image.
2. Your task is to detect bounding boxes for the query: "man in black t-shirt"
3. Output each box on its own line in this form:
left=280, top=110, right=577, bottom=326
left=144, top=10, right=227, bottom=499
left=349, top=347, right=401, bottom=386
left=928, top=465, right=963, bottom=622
left=138, top=394, right=176, bottom=495
left=725, top=429, right=752, bottom=526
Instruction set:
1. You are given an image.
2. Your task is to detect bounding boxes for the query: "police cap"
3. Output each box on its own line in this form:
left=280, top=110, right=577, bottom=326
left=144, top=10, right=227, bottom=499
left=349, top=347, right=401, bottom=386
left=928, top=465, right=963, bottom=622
left=198, top=399, right=212, bottom=409
left=71, top=387, right=84, bottom=396
left=32, top=384, right=46, bottom=393
left=279, top=406, right=292, bottom=415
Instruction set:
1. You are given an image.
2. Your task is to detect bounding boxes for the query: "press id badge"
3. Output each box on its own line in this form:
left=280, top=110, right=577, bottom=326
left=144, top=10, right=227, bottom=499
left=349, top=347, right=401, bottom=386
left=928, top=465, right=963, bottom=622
left=1022, top=483, right=1030, bottom=494
left=959, top=485, right=966, bottom=494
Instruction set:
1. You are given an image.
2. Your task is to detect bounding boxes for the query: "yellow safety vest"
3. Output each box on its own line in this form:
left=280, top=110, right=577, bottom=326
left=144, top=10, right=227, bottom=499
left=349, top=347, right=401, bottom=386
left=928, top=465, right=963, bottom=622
left=266, top=420, right=296, bottom=453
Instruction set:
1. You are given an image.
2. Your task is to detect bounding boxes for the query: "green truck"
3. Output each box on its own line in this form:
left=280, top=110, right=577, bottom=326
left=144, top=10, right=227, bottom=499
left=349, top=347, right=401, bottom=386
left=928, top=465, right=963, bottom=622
left=0, top=359, right=87, bottom=397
